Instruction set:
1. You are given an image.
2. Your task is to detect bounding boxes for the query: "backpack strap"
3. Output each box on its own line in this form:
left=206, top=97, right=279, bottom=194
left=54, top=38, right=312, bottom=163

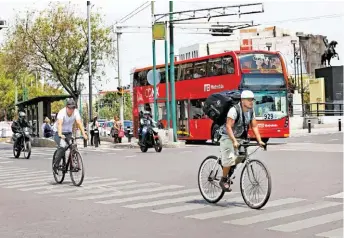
left=233, top=104, right=240, bottom=124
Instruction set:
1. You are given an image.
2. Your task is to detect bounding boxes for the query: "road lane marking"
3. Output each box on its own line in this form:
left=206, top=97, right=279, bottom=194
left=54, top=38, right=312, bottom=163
left=152, top=193, right=241, bottom=214
left=186, top=198, right=305, bottom=220
left=97, top=188, right=199, bottom=204
left=58, top=182, right=160, bottom=196
left=268, top=211, right=343, bottom=232
left=225, top=201, right=341, bottom=225
left=53, top=180, right=138, bottom=196
left=36, top=178, right=119, bottom=194
left=315, top=227, right=343, bottom=238
left=74, top=185, right=184, bottom=201
left=125, top=195, right=202, bottom=209
left=325, top=192, right=343, bottom=199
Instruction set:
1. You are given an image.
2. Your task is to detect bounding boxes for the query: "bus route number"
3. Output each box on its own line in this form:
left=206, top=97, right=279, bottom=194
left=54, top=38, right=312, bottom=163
left=264, top=113, right=274, bottom=120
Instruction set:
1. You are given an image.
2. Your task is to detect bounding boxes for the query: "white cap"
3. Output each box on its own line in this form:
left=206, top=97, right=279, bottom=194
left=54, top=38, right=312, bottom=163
left=241, top=90, right=255, bottom=99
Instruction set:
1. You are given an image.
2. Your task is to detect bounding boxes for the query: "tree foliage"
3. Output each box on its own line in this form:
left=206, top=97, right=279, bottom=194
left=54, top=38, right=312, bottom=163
left=96, top=92, right=132, bottom=120
left=3, top=1, right=115, bottom=101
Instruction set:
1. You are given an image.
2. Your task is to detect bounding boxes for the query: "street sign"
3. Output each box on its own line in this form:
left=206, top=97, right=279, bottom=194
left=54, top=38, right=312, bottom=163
left=152, top=22, right=166, bottom=40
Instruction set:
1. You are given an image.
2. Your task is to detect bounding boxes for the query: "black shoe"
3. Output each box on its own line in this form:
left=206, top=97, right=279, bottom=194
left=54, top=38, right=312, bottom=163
left=219, top=177, right=232, bottom=192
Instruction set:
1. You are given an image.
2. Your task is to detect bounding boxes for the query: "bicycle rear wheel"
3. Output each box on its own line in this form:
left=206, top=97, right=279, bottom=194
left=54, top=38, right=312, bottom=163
left=70, top=151, right=85, bottom=186
left=240, top=159, right=271, bottom=209
left=52, top=150, right=66, bottom=184
left=198, top=156, right=224, bottom=203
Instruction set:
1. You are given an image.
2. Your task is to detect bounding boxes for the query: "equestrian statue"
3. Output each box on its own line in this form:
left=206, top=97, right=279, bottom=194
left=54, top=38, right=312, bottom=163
left=321, top=37, right=339, bottom=67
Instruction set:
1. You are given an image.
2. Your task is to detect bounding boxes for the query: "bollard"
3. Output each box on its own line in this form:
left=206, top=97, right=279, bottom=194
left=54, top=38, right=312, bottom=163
left=83, top=128, right=87, bottom=147
left=339, top=119, right=342, bottom=132
left=308, top=119, right=311, bottom=133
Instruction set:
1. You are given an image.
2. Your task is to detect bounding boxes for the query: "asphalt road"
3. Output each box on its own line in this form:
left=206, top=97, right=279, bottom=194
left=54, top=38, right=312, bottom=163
left=0, top=132, right=343, bottom=238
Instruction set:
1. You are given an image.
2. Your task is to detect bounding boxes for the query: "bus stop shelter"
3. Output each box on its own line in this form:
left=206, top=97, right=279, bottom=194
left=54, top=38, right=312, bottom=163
left=16, top=95, right=73, bottom=137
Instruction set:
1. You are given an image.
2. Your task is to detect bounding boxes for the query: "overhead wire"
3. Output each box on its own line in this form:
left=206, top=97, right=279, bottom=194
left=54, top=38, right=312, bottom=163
left=118, top=1, right=151, bottom=23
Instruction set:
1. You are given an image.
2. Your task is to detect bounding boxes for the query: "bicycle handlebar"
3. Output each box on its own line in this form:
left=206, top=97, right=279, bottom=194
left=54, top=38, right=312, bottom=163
left=239, top=141, right=267, bottom=151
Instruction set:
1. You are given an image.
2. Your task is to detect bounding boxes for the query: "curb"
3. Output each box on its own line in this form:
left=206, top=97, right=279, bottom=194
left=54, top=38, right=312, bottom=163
left=112, top=141, right=186, bottom=149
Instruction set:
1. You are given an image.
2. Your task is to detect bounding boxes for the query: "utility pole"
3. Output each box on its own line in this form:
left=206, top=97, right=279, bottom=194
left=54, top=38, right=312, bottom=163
left=169, top=1, right=177, bottom=142
left=116, top=29, right=124, bottom=123
left=87, top=1, right=93, bottom=121
left=151, top=1, right=159, bottom=122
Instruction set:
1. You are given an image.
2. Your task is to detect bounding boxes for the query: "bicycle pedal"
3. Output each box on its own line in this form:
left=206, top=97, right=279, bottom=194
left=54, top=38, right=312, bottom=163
left=232, top=176, right=236, bottom=180
left=230, top=180, right=233, bottom=184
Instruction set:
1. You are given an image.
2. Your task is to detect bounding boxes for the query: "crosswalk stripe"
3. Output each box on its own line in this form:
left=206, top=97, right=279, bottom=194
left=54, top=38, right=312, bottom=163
left=97, top=188, right=199, bottom=204
left=54, top=182, right=160, bottom=197
left=0, top=168, right=29, bottom=173
left=125, top=195, right=202, bottom=209
left=0, top=171, right=48, bottom=179
left=19, top=177, right=100, bottom=191
left=267, top=211, right=343, bottom=232
left=225, top=201, right=341, bottom=225
left=152, top=193, right=241, bottom=214
left=0, top=175, right=51, bottom=184
left=315, top=227, right=343, bottom=238
left=0, top=161, right=14, bottom=164
left=1, top=177, right=54, bottom=187
left=36, top=178, right=118, bottom=194
left=74, top=185, right=184, bottom=201
left=185, top=197, right=306, bottom=220
left=325, top=192, right=343, bottom=199
left=53, top=180, right=138, bottom=197
left=5, top=181, right=54, bottom=189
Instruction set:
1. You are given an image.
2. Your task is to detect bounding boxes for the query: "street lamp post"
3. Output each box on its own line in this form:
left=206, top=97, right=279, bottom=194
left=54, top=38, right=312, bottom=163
left=291, top=40, right=297, bottom=87
left=296, top=32, right=305, bottom=117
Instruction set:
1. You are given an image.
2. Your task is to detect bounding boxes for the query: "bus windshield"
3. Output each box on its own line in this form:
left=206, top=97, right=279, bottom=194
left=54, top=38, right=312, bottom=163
left=253, top=90, right=288, bottom=120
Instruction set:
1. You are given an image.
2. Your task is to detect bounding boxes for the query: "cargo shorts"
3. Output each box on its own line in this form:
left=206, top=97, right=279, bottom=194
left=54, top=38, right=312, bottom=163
left=219, top=137, right=244, bottom=167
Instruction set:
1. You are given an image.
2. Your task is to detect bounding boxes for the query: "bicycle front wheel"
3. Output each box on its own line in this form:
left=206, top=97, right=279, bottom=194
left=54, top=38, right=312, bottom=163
left=70, top=151, right=85, bottom=186
left=240, top=159, right=271, bottom=209
left=198, top=156, right=224, bottom=203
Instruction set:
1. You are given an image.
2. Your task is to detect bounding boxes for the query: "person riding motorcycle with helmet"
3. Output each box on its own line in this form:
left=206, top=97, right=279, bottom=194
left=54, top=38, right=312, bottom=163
left=11, top=111, right=31, bottom=148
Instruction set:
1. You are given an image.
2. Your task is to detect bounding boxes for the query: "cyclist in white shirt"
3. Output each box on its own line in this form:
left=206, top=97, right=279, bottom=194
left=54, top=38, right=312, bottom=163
left=53, top=98, right=88, bottom=174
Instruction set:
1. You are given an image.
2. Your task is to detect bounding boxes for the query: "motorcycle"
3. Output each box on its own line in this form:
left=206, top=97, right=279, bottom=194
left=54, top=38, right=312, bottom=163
left=139, top=122, right=162, bottom=153
left=13, top=127, right=32, bottom=159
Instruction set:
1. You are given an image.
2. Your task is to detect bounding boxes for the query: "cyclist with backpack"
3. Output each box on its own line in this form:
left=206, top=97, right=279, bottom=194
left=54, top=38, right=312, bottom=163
left=219, top=90, right=265, bottom=192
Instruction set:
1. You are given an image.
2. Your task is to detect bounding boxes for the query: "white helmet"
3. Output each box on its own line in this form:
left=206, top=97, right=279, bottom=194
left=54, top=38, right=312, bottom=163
left=241, top=90, right=255, bottom=99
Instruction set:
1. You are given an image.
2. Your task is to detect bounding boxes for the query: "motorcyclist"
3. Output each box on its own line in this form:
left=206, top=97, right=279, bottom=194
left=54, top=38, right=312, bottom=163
left=138, top=110, right=156, bottom=146
left=11, top=111, right=30, bottom=148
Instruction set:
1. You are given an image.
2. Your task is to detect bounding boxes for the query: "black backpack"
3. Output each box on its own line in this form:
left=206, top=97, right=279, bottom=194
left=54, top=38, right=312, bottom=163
left=202, top=90, right=241, bottom=126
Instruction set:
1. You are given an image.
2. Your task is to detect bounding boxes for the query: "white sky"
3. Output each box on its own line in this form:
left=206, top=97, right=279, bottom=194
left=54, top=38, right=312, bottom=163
left=0, top=0, right=343, bottom=92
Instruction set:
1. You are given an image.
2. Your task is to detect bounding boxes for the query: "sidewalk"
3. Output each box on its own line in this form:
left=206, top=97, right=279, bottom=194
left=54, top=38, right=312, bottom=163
left=290, top=124, right=342, bottom=137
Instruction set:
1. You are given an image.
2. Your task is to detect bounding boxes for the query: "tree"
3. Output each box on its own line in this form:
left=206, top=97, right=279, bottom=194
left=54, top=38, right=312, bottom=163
left=3, top=1, right=115, bottom=101
left=97, top=92, right=132, bottom=120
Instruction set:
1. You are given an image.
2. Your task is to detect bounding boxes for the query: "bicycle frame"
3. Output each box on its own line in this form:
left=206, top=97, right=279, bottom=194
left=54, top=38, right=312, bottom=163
left=59, top=137, right=80, bottom=172
left=209, top=142, right=263, bottom=181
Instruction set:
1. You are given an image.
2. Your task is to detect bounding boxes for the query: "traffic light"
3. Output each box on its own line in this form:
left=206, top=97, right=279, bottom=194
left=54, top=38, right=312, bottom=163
left=117, top=86, right=124, bottom=96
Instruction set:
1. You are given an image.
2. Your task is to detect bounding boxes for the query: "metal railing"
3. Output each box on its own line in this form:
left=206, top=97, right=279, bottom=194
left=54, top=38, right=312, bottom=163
left=292, top=103, right=344, bottom=117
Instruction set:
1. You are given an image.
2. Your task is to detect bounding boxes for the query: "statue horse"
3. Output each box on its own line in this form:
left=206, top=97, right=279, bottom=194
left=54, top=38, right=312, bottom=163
left=321, top=40, right=339, bottom=67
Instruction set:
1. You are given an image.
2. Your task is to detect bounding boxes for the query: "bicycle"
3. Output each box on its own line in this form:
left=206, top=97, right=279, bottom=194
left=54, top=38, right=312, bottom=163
left=198, top=140, right=271, bottom=209
left=52, top=136, right=85, bottom=186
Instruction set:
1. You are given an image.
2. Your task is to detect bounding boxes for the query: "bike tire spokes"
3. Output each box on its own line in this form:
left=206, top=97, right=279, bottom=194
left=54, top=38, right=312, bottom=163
left=240, top=160, right=271, bottom=209
left=198, top=156, right=225, bottom=203
left=70, top=152, right=84, bottom=186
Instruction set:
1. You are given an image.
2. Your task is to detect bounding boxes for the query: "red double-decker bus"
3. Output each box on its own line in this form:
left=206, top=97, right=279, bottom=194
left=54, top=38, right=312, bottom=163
left=131, top=50, right=290, bottom=143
